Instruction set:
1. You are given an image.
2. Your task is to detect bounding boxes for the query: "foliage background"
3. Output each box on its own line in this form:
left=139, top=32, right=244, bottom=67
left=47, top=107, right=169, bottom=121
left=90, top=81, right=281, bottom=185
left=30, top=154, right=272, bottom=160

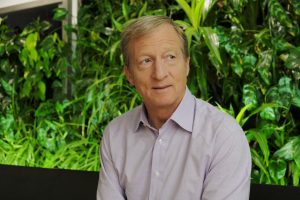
left=0, top=0, right=300, bottom=186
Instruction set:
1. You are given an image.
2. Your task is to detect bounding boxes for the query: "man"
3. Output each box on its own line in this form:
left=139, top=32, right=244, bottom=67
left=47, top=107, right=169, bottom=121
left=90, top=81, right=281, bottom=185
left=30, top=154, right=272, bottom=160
left=97, top=15, right=251, bottom=200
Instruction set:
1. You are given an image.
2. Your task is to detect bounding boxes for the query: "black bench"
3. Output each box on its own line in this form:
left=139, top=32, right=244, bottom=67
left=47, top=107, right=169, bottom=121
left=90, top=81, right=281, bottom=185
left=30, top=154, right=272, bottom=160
left=0, top=164, right=299, bottom=200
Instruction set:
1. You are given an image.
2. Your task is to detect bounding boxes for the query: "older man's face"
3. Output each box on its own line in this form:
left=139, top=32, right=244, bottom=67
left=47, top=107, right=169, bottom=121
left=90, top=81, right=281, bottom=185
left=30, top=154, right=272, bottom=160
left=125, top=23, right=190, bottom=112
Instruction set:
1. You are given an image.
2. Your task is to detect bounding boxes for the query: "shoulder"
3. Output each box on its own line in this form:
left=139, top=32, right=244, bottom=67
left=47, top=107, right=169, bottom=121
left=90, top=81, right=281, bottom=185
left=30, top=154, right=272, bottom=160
left=109, top=105, right=141, bottom=127
left=103, top=105, right=142, bottom=139
left=193, top=98, right=251, bottom=166
left=193, top=99, right=245, bottom=145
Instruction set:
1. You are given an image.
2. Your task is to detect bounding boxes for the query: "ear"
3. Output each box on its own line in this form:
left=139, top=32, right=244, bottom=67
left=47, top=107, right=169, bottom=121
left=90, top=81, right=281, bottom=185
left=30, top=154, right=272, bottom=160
left=185, top=57, right=190, bottom=76
left=124, top=65, right=134, bottom=86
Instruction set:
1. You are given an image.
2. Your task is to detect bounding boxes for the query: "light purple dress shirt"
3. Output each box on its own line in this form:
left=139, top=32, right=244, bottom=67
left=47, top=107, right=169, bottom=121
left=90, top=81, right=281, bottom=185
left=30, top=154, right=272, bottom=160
left=97, top=88, right=251, bottom=200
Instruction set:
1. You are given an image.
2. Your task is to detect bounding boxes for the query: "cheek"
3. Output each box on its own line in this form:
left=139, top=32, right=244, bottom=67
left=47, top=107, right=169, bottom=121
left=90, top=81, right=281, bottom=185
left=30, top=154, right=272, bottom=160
left=133, top=76, right=149, bottom=89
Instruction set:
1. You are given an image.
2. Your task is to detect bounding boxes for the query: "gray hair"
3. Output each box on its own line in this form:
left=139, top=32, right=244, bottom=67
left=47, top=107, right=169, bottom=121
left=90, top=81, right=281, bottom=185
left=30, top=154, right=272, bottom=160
left=121, top=15, right=189, bottom=67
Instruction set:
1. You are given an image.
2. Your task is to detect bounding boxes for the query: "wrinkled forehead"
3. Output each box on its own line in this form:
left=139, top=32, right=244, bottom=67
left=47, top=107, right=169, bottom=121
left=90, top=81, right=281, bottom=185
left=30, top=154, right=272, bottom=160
left=127, top=24, right=185, bottom=54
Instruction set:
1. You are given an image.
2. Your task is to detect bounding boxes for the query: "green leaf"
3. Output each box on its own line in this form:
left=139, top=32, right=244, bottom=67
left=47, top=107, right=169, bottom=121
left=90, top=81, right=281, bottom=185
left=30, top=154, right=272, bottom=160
left=231, top=62, right=243, bottom=77
left=24, top=32, right=38, bottom=50
left=0, top=113, right=15, bottom=133
left=229, top=0, right=247, bottom=12
left=0, top=59, right=10, bottom=72
left=29, top=48, right=38, bottom=63
left=200, top=27, right=222, bottom=64
left=122, top=0, right=129, bottom=21
left=0, top=79, right=15, bottom=96
left=236, top=104, right=251, bottom=125
left=176, top=0, right=193, bottom=28
left=244, top=54, right=257, bottom=66
left=35, top=102, right=56, bottom=117
left=202, top=0, right=217, bottom=22
left=291, top=162, right=300, bottom=186
left=252, top=129, right=270, bottom=166
left=278, top=76, right=293, bottom=107
left=109, top=40, right=121, bottom=63
left=269, top=159, right=286, bottom=181
left=260, top=107, right=276, bottom=121
left=21, top=79, right=32, bottom=98
left=269, top=0, right=293, bottom=28
left=285, top=47, right=300, bottom=79
left=257, top=50, right=273, bottom=85
left=251, top=149, right=270, bottom=179
left=53, top=8, right=68, bottom=21
left=272, top=37, right=293, bottom=52
left=292, top=87, right=300, bottom=108
left=193, top=0, right=205, bottom=27
left=266, top=87, right=281, bottom=105
left=0, top=43, right=5, bottom=56
left=138, top=2, right=148, bottom=17
left=242, top=84, right=258, bottom=111
left=274, top=136, right=300, bottom=162
left=111, top=16, right=123, bottom=32
left=292, top=0, right=300, bottom=15
left=216, top=103, right=235, bottom=117
left=259, top=122, right=277, bottom=139
left=38, top=81, right=46, bottom=101
left=186, top=27, right=197, bottom=49
left=295, top=143, right=300, bottom=169
left=175, top=20, right=193, bottom=30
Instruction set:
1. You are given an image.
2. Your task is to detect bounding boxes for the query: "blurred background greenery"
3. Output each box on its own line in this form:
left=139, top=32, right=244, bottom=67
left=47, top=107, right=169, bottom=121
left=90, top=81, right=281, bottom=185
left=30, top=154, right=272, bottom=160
left=0, top=0, right=300, bottom=186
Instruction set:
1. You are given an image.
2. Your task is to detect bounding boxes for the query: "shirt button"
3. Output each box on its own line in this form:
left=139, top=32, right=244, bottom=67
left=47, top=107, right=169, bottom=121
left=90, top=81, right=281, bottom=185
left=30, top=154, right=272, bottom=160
left=158, top=138, right=163, bottom=144
left=155, top=171, right=160, bottom=177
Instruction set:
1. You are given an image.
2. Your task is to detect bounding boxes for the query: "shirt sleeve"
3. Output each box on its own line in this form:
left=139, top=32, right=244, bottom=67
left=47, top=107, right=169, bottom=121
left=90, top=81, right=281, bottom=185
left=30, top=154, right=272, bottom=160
left=201, top=119, right=252, bottom=200
left=96, top=125, right=125, bottom=200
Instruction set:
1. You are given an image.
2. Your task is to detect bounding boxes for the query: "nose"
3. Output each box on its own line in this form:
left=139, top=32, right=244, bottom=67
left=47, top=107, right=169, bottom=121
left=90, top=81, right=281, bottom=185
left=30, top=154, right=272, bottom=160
left=152, top=59, right=168, bottom=80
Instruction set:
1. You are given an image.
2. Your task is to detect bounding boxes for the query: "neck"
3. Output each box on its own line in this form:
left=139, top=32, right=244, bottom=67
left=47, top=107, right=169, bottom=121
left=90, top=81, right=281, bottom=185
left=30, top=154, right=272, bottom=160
left=148, top=110, right=170, bottom=130
left=144, top=104, right=177, bottom=130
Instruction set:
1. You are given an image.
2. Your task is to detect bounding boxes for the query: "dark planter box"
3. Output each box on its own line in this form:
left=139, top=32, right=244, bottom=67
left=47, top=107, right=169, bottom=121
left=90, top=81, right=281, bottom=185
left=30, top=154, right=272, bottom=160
left=0, top=164, right=299, bottom=200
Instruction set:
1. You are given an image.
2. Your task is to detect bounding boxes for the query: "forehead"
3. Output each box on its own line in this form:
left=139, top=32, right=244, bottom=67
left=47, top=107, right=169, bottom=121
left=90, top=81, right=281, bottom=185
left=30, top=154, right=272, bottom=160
left=129, top=24, right=182, bottom=53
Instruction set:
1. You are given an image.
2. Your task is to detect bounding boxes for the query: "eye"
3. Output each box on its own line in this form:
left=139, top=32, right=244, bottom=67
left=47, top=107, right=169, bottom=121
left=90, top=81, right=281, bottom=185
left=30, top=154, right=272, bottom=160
left=142, top=58, right=152, bottom=64
left=138, top=57, right=152, bottom=68
left=167, top=54, right=176, bottom=60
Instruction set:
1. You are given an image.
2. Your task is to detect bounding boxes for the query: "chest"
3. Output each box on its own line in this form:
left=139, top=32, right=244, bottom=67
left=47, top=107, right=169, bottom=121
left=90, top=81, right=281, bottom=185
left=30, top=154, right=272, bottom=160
left=112, top=128, right=211, bottom=200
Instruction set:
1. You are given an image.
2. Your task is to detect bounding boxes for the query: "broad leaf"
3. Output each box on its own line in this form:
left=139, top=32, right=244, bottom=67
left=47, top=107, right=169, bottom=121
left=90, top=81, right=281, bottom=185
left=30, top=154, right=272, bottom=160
left=292, top=87, right=300, bottom=108
left=0, top=79, right=15, bottom=96
left=269, top=0, right=293, bottom=28
left=285, top=47, right=300, bottom=79
left=260, top=107, right=276, bottom=121
left=53, top=8, right=68, bottom=21
left=24, top=32, right=38, bottom=50
left=38, top=81, right=46, bottom=101
left=257, top=50, right=273, bottom=85
left=292, top=0, right=300, bottom=15
left=269, top=159, right=286, bottom=181
left=20, top=79, right=32, bottom=98
left=242, top=84, right=258, bottom=111
left=274, top=136, right=300, bottom=162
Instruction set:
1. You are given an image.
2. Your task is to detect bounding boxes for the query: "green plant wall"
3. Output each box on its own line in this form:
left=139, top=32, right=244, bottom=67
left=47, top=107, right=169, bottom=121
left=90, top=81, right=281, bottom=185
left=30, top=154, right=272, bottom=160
left=0, top=0, right=300, bottom=185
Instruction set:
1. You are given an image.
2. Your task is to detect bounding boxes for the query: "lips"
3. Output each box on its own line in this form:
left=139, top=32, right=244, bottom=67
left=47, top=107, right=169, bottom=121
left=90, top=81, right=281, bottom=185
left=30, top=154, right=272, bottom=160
left=152, top=85, right=171, bottom=90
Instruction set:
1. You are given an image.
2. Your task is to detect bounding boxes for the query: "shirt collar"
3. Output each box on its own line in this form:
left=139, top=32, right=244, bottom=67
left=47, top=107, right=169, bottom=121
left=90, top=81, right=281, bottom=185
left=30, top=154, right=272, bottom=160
left=134, top=105, right=149, bottom=132
left=135, top=87, right=195, bottom=133
left=170, top=87, right=195, bottom=133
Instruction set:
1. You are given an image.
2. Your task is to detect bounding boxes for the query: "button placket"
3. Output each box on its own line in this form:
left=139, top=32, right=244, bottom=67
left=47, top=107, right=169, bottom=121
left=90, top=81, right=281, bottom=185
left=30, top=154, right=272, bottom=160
left=149, top=131, right=163, bottom=200
left=149, top=123, right=171, bottom=200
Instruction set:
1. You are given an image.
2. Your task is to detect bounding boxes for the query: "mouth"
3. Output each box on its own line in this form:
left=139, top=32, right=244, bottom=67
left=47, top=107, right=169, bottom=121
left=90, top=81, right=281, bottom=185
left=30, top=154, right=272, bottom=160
left=152, top=85, right=172, bottom=90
